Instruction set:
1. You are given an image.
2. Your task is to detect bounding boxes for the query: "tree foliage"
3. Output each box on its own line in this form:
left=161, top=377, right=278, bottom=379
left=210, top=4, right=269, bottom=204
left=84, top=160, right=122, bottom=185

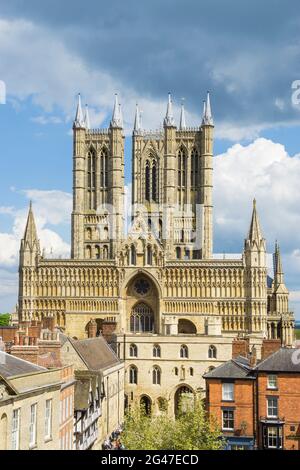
left=0, top=313, right=11, bottom=327
left=122, top=394, right=224, bottom=450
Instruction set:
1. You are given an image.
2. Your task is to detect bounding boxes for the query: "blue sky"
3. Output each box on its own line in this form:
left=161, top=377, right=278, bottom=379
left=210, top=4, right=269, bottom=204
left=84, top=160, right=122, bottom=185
left=0, top=0, right=300, bottom=318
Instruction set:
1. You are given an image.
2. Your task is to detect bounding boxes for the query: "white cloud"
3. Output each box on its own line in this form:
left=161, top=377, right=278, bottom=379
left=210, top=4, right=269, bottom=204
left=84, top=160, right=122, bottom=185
left=0, top=269, right=18, bottom=298
left=214, top=138, right=300, bottom=250
left=0, top=18, right=191, bottom=135
left=31, top=115, right=63, bottom=125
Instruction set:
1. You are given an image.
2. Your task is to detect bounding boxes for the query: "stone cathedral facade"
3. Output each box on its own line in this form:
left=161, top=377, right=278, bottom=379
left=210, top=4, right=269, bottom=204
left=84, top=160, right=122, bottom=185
left=18, top=92, right=295, bottom=415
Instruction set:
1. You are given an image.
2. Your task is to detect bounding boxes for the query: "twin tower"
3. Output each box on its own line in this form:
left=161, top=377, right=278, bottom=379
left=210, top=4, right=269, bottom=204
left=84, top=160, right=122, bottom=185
left=72, top=92, right=214, bottom=262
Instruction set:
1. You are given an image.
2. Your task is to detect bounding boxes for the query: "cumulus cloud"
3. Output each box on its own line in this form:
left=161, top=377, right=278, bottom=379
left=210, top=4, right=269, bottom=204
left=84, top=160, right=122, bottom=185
left=214, top=138, right=300, bottom=251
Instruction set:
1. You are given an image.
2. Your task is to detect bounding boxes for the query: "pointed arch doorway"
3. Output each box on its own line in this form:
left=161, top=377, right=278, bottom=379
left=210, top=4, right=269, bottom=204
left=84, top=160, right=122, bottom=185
left=174, top=385, right=194, bottom=417
left=140, top=395, right=152, bottom=415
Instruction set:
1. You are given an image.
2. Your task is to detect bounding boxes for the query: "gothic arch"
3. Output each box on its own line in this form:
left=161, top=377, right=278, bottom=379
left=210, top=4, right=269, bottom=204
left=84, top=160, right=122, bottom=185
left=122, top=270, right=161, bottom=334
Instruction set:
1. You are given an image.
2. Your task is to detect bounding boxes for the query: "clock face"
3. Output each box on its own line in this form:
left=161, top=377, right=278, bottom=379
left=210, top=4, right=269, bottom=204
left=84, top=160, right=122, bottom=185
left=134, top=279, right=150, bottom=296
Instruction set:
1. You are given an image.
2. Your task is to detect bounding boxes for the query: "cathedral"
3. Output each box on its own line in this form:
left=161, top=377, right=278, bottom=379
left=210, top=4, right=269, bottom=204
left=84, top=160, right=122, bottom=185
left=18, top=92, right=295, bottom=415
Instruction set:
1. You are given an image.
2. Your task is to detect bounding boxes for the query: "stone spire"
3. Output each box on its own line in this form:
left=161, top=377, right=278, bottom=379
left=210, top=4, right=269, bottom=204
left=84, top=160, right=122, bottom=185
left=23, top=202, right=39, bottom=250
left=164, top=92, right=175, bottom=127
left=20, top=202, right=40, bottom=266
left=273, top=241, right=284, bottom=285
left=84, top=104, right=91, bottom=130
left=119, top=102, right=123, bottom=128
left=110, top=93, right=123, bottom=128
left=248, top=199, right=263, bottom=242
left=244, top=199, right=266, bottom=266
left=202, top=91, right=214, bottom=126
left=134, top=103, right=141, bottom=133
left=179, top=99, right=186, bottom=130
left=74, top=93, right=85, bottom=128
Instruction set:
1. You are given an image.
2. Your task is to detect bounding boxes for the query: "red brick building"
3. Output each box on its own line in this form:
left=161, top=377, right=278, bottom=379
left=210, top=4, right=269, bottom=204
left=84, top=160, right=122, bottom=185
left=204, top=345, right=300, bottom=450
left=256, top=348, right=300, bottom=450
left=204, top=355, right=256, bottom=449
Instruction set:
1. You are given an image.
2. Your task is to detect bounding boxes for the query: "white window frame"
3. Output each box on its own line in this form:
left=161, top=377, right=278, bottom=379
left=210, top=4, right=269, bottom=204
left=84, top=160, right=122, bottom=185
left=222, top=382, right=234, bottom=401
left=267, top=397, right=278, bottom=418
left=267, top=375, right=278, bottom=390
left=29, top=403, right=37, bottom=448
left=45, top=399, right=52, bottom=441
left=267, top=426, right=282, bottom=449
left=222, top=409, right=234, bottom=431
left=11, top=408, right=20, bottom=450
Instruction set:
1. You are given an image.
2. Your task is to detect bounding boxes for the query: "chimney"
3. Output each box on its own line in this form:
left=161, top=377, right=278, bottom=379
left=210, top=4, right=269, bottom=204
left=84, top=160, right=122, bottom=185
left=232, top=337, right=250, bottom=359
left=261, top=339, right=281, bottom=360
left=87, top=318, right=97, bottom=338
left=11, top=344, right=39, bottom=364
left=42, top=317, right=56, bottom=332
left=101, top=319, right=117, bottom=345
left=0, top=326, right=18, bottom=343
left=249, top=345, right=257, bottom=367
left=37, top=335, right=61, bottom=367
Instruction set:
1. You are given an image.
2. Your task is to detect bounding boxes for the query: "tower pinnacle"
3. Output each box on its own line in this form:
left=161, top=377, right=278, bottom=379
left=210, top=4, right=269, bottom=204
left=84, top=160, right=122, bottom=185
left=179, top=99, right=186, bottom=130
left=202, top=91, right=214, bottom=126
left=164, top=92, right=175, bottom=127
left=19, top=202, right=40, bottom=267
left=74, top=93, right=85, bottom=128
left=248, top=198, right=263, bottom=242
left=134, top=103, right=141, bottom=133
left=110, top=94, right=123, bottom=128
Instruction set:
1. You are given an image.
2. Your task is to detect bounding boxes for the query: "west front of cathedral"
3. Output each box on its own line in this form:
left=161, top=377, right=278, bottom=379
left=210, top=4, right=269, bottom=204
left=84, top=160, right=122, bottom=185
left=18, top=92, right=295, bottom=415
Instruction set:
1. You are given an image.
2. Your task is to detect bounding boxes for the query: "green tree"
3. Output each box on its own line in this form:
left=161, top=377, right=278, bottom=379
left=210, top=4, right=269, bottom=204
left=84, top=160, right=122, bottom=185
left=122, top=394, right=224, bottom=450
left=0, top=313, right=11, bottom=327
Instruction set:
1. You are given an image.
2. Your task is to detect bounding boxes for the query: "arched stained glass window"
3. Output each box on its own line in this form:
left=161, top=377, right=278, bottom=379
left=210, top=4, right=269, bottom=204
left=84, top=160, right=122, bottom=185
left=145, top=161, right=150, bottom=201
left=130, top=303, right=154, bottom=333
left=191, top=148, right=199, bottom=188
left=180, top=344, right=189, bottom=358
left=129, top=344, right=138, bottom=357
left=152, top=163, right=157, bottom=202
left=152, top=366, right=161, bottom=385
left=129, top=365, right=138, bottom=384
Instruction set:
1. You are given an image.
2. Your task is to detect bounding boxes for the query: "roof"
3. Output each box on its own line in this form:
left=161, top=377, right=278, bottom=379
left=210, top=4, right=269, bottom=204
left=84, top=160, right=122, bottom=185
left=255, top=348, right=300, bottom=373
left=203, top=356, right=254, bottom=380
left=70, top=336, right=120, bottom=372
left=0, top=351, right=45, bottom=378
left=74, top=373, right=102, bottom=411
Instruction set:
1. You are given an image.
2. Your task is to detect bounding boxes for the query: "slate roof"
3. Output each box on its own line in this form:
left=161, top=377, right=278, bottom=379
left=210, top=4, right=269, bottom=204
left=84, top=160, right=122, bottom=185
left=203, top=356, right=254, bottom=380
left=0, top=351, right=45, bottom=378
left=255, top=348, right=300, bottom=373
left=70, top=336, right=120, bottom=372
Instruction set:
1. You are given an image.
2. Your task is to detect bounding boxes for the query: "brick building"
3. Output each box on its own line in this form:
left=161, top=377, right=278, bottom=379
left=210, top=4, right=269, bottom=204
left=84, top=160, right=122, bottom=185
left=0, top=351, right=61, bottom=450
left=0, top=320, right=75, bottom=451
left=256, top=348, right=300, bottom=450
left=204, top=355, right=256, bottom=449
left=204, top=342, right=300, bottom=450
